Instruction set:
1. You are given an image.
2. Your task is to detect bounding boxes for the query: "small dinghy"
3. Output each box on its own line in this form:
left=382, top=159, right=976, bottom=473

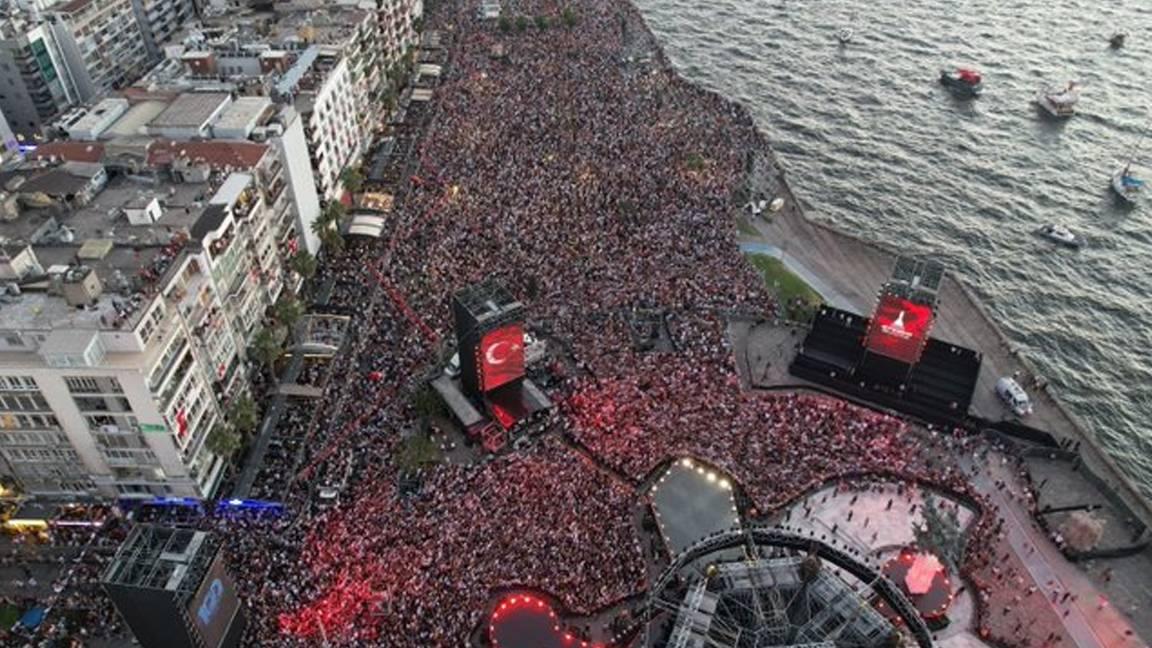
left=1109, top=32, right=1127, bottom=49
left=837, top=28, right=854, bottom=44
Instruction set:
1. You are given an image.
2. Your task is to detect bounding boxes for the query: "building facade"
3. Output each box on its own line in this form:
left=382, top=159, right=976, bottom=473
left=45, top=0, right=153, bottom=100
left=0, top=138, right=298, bottom=499
left=0, top=16, right=79, bottom=139
left=129, top=0, right=197, bottom=59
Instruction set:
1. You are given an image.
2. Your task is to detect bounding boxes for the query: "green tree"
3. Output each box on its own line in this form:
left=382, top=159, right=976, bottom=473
left=535, top=15, right=550, bottom=30
left=411, top=385, right=447, bottom=419
left=341, top=167, right=365, bottom=194
left=318, top=226, right=344, bottom=254
left=288, top=250, right=317, bottom=279
left=499, top=15, right=512, bottom=32
left=205, top=425, right=243, bottom=459
left=251, top=325, right=286, bottom=370
left=311, top=203, right=346, bottom=254
left=515, top=15, right=529, bottom=32
left=912, top=494, right=967, bottom=572
left=395, top=432, right=441, bottom=472
left=228, top=395, right=260, bottom=436
left=273, top=294, right=305, bottom=328
left=561, top=6, right=578, bottom=28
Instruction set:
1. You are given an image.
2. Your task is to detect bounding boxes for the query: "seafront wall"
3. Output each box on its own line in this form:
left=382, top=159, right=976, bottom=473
left=618, top=0, right=1152, bottom=530
left=736, top=141, right=1152, bottom=531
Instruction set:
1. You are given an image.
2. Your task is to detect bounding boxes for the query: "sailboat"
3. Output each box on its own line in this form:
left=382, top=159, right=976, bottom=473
left=1112, top=121, right=1148, bottom=205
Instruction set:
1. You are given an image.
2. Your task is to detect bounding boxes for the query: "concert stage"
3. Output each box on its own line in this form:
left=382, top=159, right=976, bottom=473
left=488, top=594, right=599, bottom=648
left=437, top=280, right=553, bottom=451
left=650, top=459, right=739, bottom=555
left=791, top=305, right=982, bottom=424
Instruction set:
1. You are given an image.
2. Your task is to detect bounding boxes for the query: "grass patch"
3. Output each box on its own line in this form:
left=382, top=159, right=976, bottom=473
left=736, top=217, right=760, bottom=238
left=745, top=253, right=822, bottom=322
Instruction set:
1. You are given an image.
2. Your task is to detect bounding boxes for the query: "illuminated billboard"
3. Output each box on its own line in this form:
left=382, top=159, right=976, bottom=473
left=478, top=324, right=525, bottom=391
left=864, top=294, right=934, bottom=364
left=187, top=553, right=241, bottom=648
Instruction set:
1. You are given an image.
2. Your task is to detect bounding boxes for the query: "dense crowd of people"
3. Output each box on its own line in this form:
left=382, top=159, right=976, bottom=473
left=4, top=1, right=1102, bottom=646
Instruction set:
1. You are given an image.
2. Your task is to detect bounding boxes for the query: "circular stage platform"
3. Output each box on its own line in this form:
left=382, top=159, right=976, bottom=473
left=489, top=594, right=603, bottom=648
left=881, top=549, right=955, bottom=620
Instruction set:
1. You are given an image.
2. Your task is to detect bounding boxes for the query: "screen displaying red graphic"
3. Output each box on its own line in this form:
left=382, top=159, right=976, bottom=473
left=865, top=295, right=934, bottom=364
left=479, top=324, right=525, bottom=391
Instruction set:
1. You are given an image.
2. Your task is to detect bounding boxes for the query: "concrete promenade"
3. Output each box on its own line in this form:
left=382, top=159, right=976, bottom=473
left=739, top=151, right=1152, bottom=536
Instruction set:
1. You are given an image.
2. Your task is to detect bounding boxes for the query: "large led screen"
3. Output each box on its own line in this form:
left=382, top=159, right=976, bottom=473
left=187, top=553, right=241, bottom=648
left=479, top=324, right=525, bottom=391
left=864, top=295, right=934, bottom=364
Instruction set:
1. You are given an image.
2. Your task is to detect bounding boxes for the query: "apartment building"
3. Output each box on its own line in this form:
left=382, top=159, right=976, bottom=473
left=129, top=0, right=196, bottom=59
left=44, top=0, right=152, bottom=100
left=0, top=14, right=79, bottom=139
left=0, top=105, right=20, bottom=163
left=378, top=0, right=420, bottom=66
left=0, top=132, right=297, bottom=499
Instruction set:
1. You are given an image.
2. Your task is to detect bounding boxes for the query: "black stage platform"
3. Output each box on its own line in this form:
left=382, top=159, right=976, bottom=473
left=650, top=460, right=739, bottom=555
left=791, top=306, right=981, bottom=424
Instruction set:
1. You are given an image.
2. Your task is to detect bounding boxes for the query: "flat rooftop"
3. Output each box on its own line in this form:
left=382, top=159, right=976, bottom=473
left=148, top=93, right=230, bottom=129
left=104, top=101, right=170, bottom=139
left=0, top=175, right=209, bottom=246
left=214, top=97, right=273, bottom=133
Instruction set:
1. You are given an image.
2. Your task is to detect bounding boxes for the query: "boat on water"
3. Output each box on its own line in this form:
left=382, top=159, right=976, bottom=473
left=1109, top=32, right=1127, bottom=49
left=939, top=68, right=983, bottom=97
left=836, top=28, right=853, bottom=44
left=1111, top=166, right=1144, bottom=205
left=1034, top=223, right=1084, bottom=249
left=1035, top=82, right=1080, bottom=118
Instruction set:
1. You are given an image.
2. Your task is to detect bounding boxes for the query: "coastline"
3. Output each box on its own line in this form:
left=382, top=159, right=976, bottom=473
left=620, top=4, right=1152, bottom=526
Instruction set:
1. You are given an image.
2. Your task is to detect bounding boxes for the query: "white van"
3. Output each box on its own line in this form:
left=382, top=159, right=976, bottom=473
left=995, top=377, right=1033, bottom=417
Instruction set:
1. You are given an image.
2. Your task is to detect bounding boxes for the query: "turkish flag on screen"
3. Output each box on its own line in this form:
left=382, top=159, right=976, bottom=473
left=479, top=325, right=525, bottom=391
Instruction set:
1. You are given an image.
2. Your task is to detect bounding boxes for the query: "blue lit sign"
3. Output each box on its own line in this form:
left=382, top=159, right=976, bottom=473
left=197, top=579, right=223, bottom=626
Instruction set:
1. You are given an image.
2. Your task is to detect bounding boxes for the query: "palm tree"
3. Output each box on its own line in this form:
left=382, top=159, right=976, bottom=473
left=341, top=167, right=365, bottom=194
left=311, top=203, right=346, bottom=254
left=227, top=395, right=260, bottom=436
left=205, top=425, right=243, bottom=459
left=288, top=250, right=318, bottom=279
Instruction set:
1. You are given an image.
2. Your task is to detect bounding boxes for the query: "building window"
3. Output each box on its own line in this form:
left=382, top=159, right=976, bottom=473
left=0, top=376, right=37, bottom=391
left=65, top=376, right=123, bottom=394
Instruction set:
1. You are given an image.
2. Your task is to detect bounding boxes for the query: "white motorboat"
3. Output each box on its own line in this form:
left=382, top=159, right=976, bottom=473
left=1111, top=166, right=1144, bottom=205
left=836, top=28, right=853, bottom=44
left=1036, top=82, right=1080, bottom=118
left=1033, top=223, right=1084, bottom=249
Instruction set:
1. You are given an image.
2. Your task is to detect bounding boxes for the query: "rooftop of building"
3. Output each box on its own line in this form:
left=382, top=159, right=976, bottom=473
left=0, top=159, right=260, bottom=332
left=213, top=96, right=274, bottom=133
left=29, top=137, right=270, bottom=170
left=185, top=1, right=375, bottom=51
left=148, top=92, right=231, bottom=129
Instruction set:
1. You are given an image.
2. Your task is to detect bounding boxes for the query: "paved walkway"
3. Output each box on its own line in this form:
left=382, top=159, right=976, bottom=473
left=782, top=482, right=980, bottom=645
left=739, top=149, right=1152, bottom=537
left=231, top=277, right=335, bottom=498
left=969, top=450, right=1145, bottom=648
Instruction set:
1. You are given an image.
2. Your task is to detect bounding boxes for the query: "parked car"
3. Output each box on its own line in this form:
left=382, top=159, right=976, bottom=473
left=995, top=377, right=1033, bottom=417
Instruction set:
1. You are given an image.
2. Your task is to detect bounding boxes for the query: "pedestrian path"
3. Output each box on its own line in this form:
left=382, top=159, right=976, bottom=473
left=974, top=453, right=1143, bottom=647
